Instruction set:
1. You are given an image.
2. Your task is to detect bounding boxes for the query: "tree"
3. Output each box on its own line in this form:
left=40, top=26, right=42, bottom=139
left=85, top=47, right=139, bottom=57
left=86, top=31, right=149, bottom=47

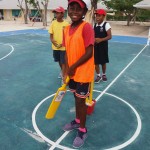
left=17, top=0, right=29, bottom=24
left=28, top=0, right=49, bottom=26
left=41, top=0, right=49, bottom=26
left=104, top=0, right=141, bottom=26
left=87, top=0, right=100, bottom=24
left=91, top=0, right=99, bottom=9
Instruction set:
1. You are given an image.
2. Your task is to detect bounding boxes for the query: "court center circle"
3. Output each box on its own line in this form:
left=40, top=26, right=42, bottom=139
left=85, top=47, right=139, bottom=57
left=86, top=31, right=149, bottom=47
left=32, top=90, right=142, bottom=150
left=0, top=44, right=14, bottom=61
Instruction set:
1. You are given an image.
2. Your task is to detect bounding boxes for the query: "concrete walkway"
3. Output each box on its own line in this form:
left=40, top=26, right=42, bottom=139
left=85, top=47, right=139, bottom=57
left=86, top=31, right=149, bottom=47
left=0, top=20, right=149, bottom=37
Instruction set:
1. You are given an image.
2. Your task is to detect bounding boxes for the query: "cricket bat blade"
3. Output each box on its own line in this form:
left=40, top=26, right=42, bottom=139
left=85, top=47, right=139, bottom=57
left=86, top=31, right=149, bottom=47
left=45, top=76, right=70, bottom=119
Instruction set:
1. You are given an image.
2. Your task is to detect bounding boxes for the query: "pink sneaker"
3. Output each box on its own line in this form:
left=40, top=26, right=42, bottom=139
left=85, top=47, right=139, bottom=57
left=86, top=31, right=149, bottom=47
left=63, top=120, right=80, bottom=131
left=73, top=129, right=87, bottom=148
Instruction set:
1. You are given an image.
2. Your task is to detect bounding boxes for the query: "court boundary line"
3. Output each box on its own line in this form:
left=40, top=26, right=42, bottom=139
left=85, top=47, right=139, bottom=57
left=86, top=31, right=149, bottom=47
left=95, top=90, right=142, bottom=150
left=0, top=30, right=147, bottom=150
left=95, top=44, right=148, bottom=102
left=32, top=92, right=75, bottom=150
left=0, top=44, right=14, bottom=60
left=32, top=90, right=141, bottom=150
left=110, top=40, right=146, bottom=45
left=47, top=44, right=148, bottom=149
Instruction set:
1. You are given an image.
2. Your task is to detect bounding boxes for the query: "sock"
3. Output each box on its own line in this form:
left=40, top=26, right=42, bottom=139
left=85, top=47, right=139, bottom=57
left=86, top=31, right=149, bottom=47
left=79, top=127, right=87, bottom=133
left=97, top=74, right=101, bottom=77
left=102, top=73, right=106, bottom=76
left=75, top=118, right=80, bottom=123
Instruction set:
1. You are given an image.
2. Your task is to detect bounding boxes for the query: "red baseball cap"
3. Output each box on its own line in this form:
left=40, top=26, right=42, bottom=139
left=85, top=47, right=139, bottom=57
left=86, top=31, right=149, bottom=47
left=68, top=0, right=86, bottom=8
left=53, top=6, right=65, bottom=13
left=95, top=9, right=106, bottom=16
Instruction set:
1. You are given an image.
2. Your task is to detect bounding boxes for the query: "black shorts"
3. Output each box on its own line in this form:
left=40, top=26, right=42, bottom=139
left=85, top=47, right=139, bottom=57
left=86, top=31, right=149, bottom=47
left=69, top=79, right=90, bottom=98
left=53, top=50, right=65, bottom=64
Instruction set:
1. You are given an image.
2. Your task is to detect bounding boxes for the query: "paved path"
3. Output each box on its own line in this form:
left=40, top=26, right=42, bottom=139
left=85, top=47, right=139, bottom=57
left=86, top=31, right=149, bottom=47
left=0, top=20, right=149, bottom=37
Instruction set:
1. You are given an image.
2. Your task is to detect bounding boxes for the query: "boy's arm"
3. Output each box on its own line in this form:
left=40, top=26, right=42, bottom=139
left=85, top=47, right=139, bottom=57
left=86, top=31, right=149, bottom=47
left=50, top=34, right=60, bottom=48
left=63, top=53, right=69, bottom=83
left=50, top=34, right=55, bottom=44
left=95, top=22, right=112, bottom=43
left=95, top=29, right=112, bottom=43
left=49, top=21, right=61, bottom=48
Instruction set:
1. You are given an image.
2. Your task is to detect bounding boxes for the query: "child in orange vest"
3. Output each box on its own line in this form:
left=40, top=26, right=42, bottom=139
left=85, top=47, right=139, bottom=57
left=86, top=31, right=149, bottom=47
left=62, top=0, right=94, bottom=148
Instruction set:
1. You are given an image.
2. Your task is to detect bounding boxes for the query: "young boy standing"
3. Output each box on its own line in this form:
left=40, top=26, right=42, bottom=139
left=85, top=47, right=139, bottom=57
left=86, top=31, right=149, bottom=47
left=48, top=6, right=69, bottom=81
left=94, top=9, right=112, bottom=83
left=62, top=0, right=94, bottom=148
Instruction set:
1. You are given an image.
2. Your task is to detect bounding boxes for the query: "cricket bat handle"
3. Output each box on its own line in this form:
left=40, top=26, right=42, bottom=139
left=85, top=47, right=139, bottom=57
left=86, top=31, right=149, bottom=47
left=86, top=81, right=94, bottom=106
left=62, top=76, right=70, bottom=87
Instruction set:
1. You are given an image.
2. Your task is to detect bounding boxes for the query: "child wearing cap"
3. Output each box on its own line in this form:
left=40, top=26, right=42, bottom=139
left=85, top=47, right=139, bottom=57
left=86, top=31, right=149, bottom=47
left=94, top=9, right=112, bottom=83
left=48, top=6, right=69, bottom=82
left=62, top=0, right=94, bottom=148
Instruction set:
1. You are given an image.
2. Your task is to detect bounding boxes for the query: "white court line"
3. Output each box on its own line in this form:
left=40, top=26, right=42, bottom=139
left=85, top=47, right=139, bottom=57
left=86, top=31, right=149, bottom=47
left=94, top=90, right=142, bottom=150
left=48, top=44, right=147, bottom=150
left=0, top=44, right=14, bottom=60
left=32, top=90, right=141, bottom=150
left=32, top=93, right=75, bottom=150
left=110, top=40, right=145, bottom=46
left=95, top=44, right=148, bottom=102
left=49, top=131, right=70, bottom=150
left=32, top=94, right=56, bottom=146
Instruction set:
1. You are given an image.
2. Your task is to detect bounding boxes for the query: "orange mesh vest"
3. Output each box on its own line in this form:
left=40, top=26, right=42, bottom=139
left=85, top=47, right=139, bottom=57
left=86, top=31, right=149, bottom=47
left=64, top=21, right=94, bottom=83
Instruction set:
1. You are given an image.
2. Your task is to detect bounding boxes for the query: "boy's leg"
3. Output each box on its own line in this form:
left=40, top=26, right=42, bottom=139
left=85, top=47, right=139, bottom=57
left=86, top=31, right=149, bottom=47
left=53, top=50, right=62, bottom=78
left=63, top=80, right=80, bottom=131
left=73, top=83, right=89, bottom=148
left=73, top=96, right=88, bottom=148
left=63, top=81, right=89, bottom=132
left=58, top=61, right=62, bottom=72
left=75, top=96, right=87, bottom=128
left=61, top=63, right=65, bottom=78
left=102, top=63, right=106, bottom=74
left=74, top=82, right=89, bottom=126
left=60, top=63, right=65, bottom=85
left=95, top=64, right=102, bottom=83
left=60, top=51, right=66, bottom=80
left=95, top=64, right=100, bottom=74
left=102, top=64, right=107, bottom=81
left=57, top=62, right=63, bottom=79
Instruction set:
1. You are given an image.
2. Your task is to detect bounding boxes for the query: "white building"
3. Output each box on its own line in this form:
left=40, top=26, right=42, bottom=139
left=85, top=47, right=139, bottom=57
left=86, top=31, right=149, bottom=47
left=0, top=0, right=108, bottom=21
left=133, top=0, right=150, bottom=10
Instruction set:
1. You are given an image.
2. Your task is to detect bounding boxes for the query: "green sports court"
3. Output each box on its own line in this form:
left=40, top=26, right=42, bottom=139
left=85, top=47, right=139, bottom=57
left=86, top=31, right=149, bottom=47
left=0, top=29, right=150, bottom=150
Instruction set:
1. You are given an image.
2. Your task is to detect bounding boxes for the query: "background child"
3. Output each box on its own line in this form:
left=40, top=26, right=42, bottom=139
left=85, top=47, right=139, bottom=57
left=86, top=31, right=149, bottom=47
left=94, top=9, right=112, bottom=83
left=62, top=0, right=94, bottom=148
left=48, top=6, right=69, bottom=82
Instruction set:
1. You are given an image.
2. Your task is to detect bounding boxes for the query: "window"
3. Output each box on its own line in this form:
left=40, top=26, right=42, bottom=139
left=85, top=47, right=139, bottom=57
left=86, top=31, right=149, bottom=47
left=30, top=10, right=39, bottom=17
left=12, top=10, right=21, bottom=17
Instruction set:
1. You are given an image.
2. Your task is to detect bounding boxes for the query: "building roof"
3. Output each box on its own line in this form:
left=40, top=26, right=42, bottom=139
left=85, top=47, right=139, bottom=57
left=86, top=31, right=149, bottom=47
left=0, top=0, right=20, bottom=9
left=133, top=0, right=150, bottom=10
left=0, top=0, right=68, bottom=9
left=0, top=0, right=106, bottom=10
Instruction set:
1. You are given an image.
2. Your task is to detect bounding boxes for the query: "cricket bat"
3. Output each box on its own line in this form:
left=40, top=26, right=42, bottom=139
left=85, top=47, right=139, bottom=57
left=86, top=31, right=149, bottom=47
left=86, top=81, right=94, bottom=106
left=86, top=81, right=96, bottom=115
left=45, top=76, right=70, bottom=119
